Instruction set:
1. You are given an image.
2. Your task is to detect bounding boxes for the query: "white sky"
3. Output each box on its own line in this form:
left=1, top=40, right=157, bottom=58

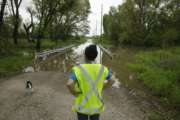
left=19, top=0, right=123, bottom=36
left=88, top=0, right=123, bottom=36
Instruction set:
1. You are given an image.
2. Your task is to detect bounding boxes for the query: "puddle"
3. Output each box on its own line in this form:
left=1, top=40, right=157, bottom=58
left=72, top=39, right=103, bottom=64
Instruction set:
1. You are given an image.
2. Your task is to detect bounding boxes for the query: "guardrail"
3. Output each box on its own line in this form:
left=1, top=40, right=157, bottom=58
left=98, top=44, right=113, bottom=59
left=35, top=45, right=74, bottom=59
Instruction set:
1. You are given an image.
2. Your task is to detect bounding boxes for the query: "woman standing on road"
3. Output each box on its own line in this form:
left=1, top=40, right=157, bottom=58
left=67, top=44, right=112, bottom=120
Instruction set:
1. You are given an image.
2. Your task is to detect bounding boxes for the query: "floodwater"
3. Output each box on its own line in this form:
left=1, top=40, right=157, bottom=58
left=72, top=39, right=103, bottom=64
left=35, top=39, right=103, bottom=71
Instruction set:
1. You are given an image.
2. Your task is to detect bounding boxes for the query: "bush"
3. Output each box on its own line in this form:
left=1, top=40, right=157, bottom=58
left=169, top=86, right=180, bottom=107
left=0, top=38, right=15, bottom=55
left=138, top=69, right=177, bottom=96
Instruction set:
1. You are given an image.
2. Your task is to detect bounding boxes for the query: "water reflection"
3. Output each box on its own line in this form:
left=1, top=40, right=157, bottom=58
left=72, top=39, right=103, bottom=64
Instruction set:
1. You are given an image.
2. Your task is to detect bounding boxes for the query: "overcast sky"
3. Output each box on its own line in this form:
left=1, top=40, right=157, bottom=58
left=88, top=0, right=123, bottom=36
left=19, top=0, right=123, bottom=36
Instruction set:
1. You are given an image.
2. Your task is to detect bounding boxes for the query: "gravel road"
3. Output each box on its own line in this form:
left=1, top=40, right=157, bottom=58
left=0, top=71, right=148, bottom=120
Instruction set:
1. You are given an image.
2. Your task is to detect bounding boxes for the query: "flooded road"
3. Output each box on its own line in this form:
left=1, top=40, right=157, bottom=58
left=35, top=39, right=103, bottom=71
left=72, top=39, right=103, bottom=64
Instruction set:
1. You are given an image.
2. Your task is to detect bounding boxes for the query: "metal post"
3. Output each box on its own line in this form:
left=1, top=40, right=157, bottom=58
left=100, top=0, right=103, bottom=64
left=100, top=2, right=103, bottom=41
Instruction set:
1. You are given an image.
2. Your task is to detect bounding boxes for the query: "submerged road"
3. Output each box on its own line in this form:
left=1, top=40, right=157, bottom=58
left=0, top=71, right=148, bottom=120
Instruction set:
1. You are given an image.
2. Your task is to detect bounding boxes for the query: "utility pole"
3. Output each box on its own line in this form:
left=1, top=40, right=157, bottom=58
left=100, top=2, right=103, bottom=41
left=99, top=0, right=103, bottom=64
left=95, top=18, right=97, bottom=36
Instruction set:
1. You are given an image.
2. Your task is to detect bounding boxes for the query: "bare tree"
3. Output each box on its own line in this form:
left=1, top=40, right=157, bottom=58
left=10, top=0, right=22, bottom=45
left=23, top=7, right=35, bottom=43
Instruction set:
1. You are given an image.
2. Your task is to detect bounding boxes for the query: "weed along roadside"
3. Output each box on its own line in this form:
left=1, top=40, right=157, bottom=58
left=0, top=54, right=33, bottom=78
left=102, top=46, right=180, bottom=120
left=0, top=38, right=85, bottom=79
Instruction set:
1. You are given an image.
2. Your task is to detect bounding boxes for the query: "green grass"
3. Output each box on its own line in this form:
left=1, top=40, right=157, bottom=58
left=0, top=37, right=86, bottom=78
left=0, top=55, right=33, bottom=78
left=128, top=47, right=180, bottom=108
left=0, top=39, right=34, bottom=78
left=93, top=36, right=114, bottom=48
left=149, top=111, right=164, bottom=120
left=103, top=46, right=180, bottom=120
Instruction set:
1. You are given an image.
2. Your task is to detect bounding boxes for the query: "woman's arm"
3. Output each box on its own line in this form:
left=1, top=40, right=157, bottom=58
left=66, top=79, right=81, bottom=97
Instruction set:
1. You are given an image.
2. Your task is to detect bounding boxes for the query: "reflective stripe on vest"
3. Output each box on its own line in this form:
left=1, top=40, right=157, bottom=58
left=75, top=65, right=104, bottom=114
left=74, top=105, right=102, bottom=114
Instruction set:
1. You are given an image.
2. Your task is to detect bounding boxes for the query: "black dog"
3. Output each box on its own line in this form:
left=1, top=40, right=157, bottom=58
left=25, top=80, right=34, bottom=94
left=26, top=80, right=33, bottom=89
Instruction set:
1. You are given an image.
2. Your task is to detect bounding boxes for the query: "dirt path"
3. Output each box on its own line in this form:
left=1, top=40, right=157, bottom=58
left=0, top=71, right=149, bottom=120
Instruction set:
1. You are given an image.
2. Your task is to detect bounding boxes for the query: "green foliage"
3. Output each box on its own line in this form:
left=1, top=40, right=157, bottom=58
left=103, top=0, right=180, bottom=47
left=128, top=47, right=180, bottom=107
left=169, top=86, right=180, bottom=105
left=41, top=40, right=57, bottom=49
left=33, top=0, right=90, bottom=40
left=0, top=55, right=33, bottom=78
left=149, top=111, right=164, bottom=120
left=0, top=38, right=15, bottom=55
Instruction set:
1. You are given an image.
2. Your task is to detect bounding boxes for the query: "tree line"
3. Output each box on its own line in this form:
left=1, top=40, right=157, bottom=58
left=0, top=0, right=90, bottom=52
left=103, top=0, right=180, bottom=47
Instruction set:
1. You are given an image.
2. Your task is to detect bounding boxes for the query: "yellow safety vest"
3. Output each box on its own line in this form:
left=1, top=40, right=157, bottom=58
left=72, top=64, right=109, bottom=115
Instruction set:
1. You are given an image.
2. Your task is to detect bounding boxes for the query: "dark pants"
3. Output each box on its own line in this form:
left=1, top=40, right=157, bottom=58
left=77, top=112, right=100, bottom=120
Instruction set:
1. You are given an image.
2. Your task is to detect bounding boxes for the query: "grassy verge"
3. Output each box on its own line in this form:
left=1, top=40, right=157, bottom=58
left=128, top=47, right=180, bottom=120
left=0, top=38, right=86, bottom=78
left=128, top=48, right=180, bottom=106
left=0, top=55, right=33, bottom=78
left=102, top=46, right=180, bottom=120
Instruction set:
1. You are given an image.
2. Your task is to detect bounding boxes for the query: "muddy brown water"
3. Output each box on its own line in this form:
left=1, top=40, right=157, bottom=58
left=0, top=41, right=149, bottom=120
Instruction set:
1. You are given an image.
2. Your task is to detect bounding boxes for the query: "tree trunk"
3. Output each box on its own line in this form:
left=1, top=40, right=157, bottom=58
left=36, top=37, right=41, bottom=52
left=27, top=31, right=31, bottom=43
left=0, top=0, right=7, bottom=31
left=26, top=30, right=31, bottom=43
left=36, top=27, right=42, bottom=51
left=13, top=16, right=19, bottom=45
left=11, top=0, right=23, bottom=45
left=23, top=24, right=32, bottom=43
left=12, top=3, right=20, bottom=45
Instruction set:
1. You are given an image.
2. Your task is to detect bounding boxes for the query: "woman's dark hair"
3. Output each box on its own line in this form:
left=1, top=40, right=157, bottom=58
left=85, top=44, right=98, bottom=61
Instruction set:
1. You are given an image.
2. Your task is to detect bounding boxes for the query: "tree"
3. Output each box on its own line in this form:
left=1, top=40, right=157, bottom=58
left=10, top=0, right=23, bottom=45
left=23, top=7, right=35, bottom=43
left=103, top=0, right=180, bottom=47
left=33, top=0, right=61, bottom=51
left=0, top=0, right=7, bottom=31
left=66, top=0, right=90, bottom=36
left=50, top=0, right=90, bottom=39
left=33, top=0, right=90, bottom=51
